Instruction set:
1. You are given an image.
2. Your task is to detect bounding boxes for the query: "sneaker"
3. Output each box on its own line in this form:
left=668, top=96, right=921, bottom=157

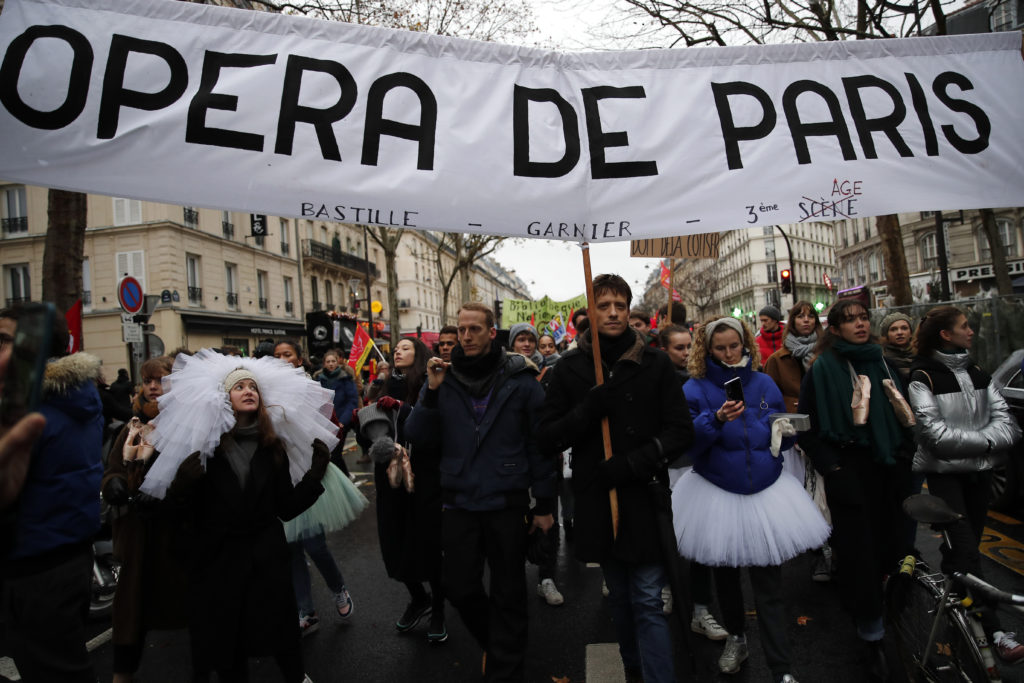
left=718, top=635, right=748, bottom=674
left=691, top=611, right=729, bottom=641
left=334, top=587, right=353, bottom=620
left=299, top=613, right=320, bottom=637
left=395, top=595, right=431, bottom=632
left=778, top=676, right=799, bottom=683
left=661, top=586, right=673, bottom=614
left=426, top=613, right=448, bottom=644
left=994, top=631, right=1024, bottom=663
left=301, top=675, right=314, bottom=683
left=537, top=579, right=564, bottom=606
left=601, top=580, right=609, bottom=598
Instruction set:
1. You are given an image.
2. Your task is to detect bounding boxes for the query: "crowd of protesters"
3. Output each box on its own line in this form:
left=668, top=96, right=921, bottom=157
left=1, top=280, right=1023, bottom=683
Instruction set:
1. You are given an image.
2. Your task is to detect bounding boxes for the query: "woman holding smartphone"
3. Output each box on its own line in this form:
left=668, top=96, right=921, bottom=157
left=673, top=317, right=828, bottom=683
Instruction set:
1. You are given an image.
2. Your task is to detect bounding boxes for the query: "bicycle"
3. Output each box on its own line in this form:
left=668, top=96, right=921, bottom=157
left=885, top=493, right=1024, bottom=682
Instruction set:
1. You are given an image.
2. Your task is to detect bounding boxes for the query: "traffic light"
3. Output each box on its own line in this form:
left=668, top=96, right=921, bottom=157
left=780, top=269, right=792, bottom=294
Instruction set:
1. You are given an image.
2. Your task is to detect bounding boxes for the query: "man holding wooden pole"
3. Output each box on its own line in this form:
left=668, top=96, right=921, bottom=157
left=539, top=273, right=694, bottom=683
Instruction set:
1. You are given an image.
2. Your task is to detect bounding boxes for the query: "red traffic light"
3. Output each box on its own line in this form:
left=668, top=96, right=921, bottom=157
left=780, top=269, right=792, bottom=294
left=780, top=269, right=791, bottom=279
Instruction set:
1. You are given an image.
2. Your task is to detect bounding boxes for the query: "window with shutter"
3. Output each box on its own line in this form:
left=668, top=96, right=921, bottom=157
left=113, top=198, right=142, bottom=226
left=115, top=250, right=146, bottom=290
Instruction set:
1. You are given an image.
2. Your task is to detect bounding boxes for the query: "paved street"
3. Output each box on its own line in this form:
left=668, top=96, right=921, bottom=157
left=4, top=444, right=1024, bottom=682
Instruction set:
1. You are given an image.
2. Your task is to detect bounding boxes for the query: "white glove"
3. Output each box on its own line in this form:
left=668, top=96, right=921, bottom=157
left=770, top=418, right=797, bottom=458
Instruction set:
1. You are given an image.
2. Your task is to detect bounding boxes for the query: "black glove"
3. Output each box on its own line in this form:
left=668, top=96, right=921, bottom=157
left=524, top=512, right=556, bottom=566
left=625, top=442, right=666, bottom=481
left=103, top=476, right=130, bottom=506
left=132, top=491, right=160, bottom=511
left=582, top=383, right=615, bottom=424
left=307, top=439, right=330, bottom=481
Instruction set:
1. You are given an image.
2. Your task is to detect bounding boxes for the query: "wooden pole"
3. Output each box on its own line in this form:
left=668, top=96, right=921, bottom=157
left=581, top=243, right=619, bottom=538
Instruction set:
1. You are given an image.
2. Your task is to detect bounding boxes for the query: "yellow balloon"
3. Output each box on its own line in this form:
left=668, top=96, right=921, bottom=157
left=371, top=300, right=383, bottom=314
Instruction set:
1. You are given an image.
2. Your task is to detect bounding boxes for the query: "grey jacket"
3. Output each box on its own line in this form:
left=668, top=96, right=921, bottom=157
left=908, top=351, right=1021, bottom=474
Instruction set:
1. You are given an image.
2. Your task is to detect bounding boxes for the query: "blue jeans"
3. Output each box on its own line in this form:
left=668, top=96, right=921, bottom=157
left=601, top=558, right=676, bottom=683
left=290, top=532, right=345, bottom=617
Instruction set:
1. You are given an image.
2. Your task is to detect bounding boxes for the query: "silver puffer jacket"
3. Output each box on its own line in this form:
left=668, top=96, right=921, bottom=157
left=908, top=351, right=1021, bottom=473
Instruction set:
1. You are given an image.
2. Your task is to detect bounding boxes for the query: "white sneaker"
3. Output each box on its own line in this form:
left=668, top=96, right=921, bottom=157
left=601, top=580, right=609, bottom=598
left=691, top=611, right=729, bottom=640
left=661, top=586, right=673, bottom=614
left=718, top=635, right=748, bottom=674
left=537, top=578, right=564, bottom=606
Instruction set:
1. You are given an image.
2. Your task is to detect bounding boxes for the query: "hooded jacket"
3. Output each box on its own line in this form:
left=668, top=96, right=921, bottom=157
left=685, top=356, right=790, bottom=495
left=8, top=353, right=104, bottom=562
left=755, top=324, right=785, bottom=365
left=405, top=350, right=555, bottom=514
left=908, top=351, right=1021, bottom=474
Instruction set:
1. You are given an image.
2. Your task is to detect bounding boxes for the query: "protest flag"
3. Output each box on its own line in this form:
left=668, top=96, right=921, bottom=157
left=347, top=324, right=375, bottom=373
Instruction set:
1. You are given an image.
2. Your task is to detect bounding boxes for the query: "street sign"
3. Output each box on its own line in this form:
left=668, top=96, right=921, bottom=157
left=117, top=276, right=144, bottom=314
left=823, top=273, right=833, bottom=290
left=122, top=321, right=143, bottom=344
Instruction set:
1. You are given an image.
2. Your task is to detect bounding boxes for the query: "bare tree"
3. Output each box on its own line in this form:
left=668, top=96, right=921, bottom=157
left=429, top=232, right=505, bottom=323
left=980, top=209, right=1013, bottom=296
left=364, top=226, right=405, bottom=345
left=42, top=190, right=86, bottom=315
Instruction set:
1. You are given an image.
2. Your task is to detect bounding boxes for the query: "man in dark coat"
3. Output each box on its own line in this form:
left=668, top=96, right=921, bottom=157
left=539, top=274, right=694, bottom=683
left=405, top=302, right=556, bottom=682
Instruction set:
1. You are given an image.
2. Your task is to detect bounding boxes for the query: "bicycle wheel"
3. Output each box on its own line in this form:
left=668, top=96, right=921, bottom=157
left=885, top=571, right=991, bottom=682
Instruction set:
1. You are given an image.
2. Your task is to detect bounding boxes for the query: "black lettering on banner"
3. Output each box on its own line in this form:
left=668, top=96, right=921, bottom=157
left=904, top=73, right=939, bottom=157
left=361, top=72, right=437, bottom=170
left=513, top=85, right=580, bottom=178
left=0, top=25, right=93, bottom=130
left=782, top=80, right=857, bottom=165
left=711, top=81, right=777, bottom=171
left=276, top=55, right=356, bottom=161
left=186, top=51, right=277, bottom=152
left=581, top=86, right=658, bottom=179
left=932, top=71, right=990, bottom=154
left=98, top=35, right=188, bottom=139
left=841, top=75, right=912, bottom=159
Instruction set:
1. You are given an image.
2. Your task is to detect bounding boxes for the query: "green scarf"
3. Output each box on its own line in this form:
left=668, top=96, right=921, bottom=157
left=812, top=340, right=905, bottom=465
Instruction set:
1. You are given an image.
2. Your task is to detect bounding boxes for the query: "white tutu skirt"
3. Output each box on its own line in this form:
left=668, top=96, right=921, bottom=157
left=283, top=463, right=369, bottom=543
left=672, top=469, right=830, bottom=567
left=780, top=446, right=806, bottom=485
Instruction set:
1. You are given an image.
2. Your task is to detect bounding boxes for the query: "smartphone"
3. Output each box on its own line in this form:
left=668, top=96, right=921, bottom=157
left=0, top=302, right=55, bottom=427
left=723, top=377, right=745, bottom=404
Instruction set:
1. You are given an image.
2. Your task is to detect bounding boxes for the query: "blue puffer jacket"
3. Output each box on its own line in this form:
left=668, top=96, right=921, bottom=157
left=684, top=356, right=790, bottom=495
left=319, top=368, right=359, bottom=427
left=405, top=351, right=556, bottom=514
left=9, top=353, right=104, bottom=560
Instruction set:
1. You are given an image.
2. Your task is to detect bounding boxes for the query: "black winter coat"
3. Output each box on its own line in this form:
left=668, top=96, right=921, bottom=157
left=538, top=330, right=694, bottom=565
left=168, top=438, right=323, bottom=672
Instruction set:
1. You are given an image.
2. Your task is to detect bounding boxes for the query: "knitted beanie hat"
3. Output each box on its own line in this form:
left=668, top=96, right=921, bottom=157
left=879, top=312, right=913, bottom=337
left=508, top=323, right=539, bottom=348
left=758, top=305, right=782, bottom=322
left=223, top=367, right=258, bottom=393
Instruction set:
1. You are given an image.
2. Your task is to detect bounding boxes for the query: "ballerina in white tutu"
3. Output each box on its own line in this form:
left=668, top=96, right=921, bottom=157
left=673, top=317, right=829, bottom=683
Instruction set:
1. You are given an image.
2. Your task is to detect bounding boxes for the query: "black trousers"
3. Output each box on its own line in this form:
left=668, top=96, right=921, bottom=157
left=2, top=545, right=95, bottom=683
left=926, top=471, right=1000, bottom=633
left=442, top=506, right=528, bottom=682
left=715, top=564, right=791, bottom=679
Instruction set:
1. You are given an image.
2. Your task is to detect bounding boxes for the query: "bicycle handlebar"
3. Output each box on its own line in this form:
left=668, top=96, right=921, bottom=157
left=953, top=572, right=1024, bottom=606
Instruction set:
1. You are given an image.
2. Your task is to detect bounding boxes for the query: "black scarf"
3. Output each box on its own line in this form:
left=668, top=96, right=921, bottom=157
left=450, top=338, right=505, bottom=398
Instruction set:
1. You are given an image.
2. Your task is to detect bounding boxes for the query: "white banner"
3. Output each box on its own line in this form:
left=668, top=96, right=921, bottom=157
left=0, top=0, right=1022, bottom=242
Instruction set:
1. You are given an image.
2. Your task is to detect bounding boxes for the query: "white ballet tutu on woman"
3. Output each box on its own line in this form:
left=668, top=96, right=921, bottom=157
left=283, top=463, right=369, bottom=542
left=672, top=468, right=830, bottom=567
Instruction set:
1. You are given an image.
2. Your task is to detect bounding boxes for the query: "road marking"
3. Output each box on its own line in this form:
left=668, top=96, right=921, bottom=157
left=0, top=657, right=20, bottom=681
left=0, top=628, right=112, bottom=681
left=988, top=510, right=1021, bottom=526
left=980, top=528, right=1024, bottom=576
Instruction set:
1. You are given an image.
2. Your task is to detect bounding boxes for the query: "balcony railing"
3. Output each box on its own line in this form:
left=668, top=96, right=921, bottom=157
left=183, top=207, right=199, bottom=227
left=311, top=299, right=322, bottom=311
left=5, top=296, right=30, bottom=307
left=301, top=239, right=380, bottom=279
left=285, top=301, right=294, bottom=313
left=280, top=242, right=290, bottom=255
left=187, top=286, right=203, bottom=304
left=1, top=217, right=27, bottom=234
left=254, top=235, right=265, bottom=247
left=222, top=221, right=234, bottom=239
left=226, top=292, right=238, bottom=308
left=258, top=297, right=268, bottom=312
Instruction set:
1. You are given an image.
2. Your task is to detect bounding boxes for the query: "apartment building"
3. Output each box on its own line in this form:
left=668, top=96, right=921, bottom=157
left=661, top=223, right=836, bottom=325
left=832, top=208, right=1024, bottom=307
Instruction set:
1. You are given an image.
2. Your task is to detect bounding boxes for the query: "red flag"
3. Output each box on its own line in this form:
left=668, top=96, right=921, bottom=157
left=347, top=324, right=374, bottom=373
left=65, top=299, right=83, bottom=353
left=658, top=261, right=682, bottom=302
